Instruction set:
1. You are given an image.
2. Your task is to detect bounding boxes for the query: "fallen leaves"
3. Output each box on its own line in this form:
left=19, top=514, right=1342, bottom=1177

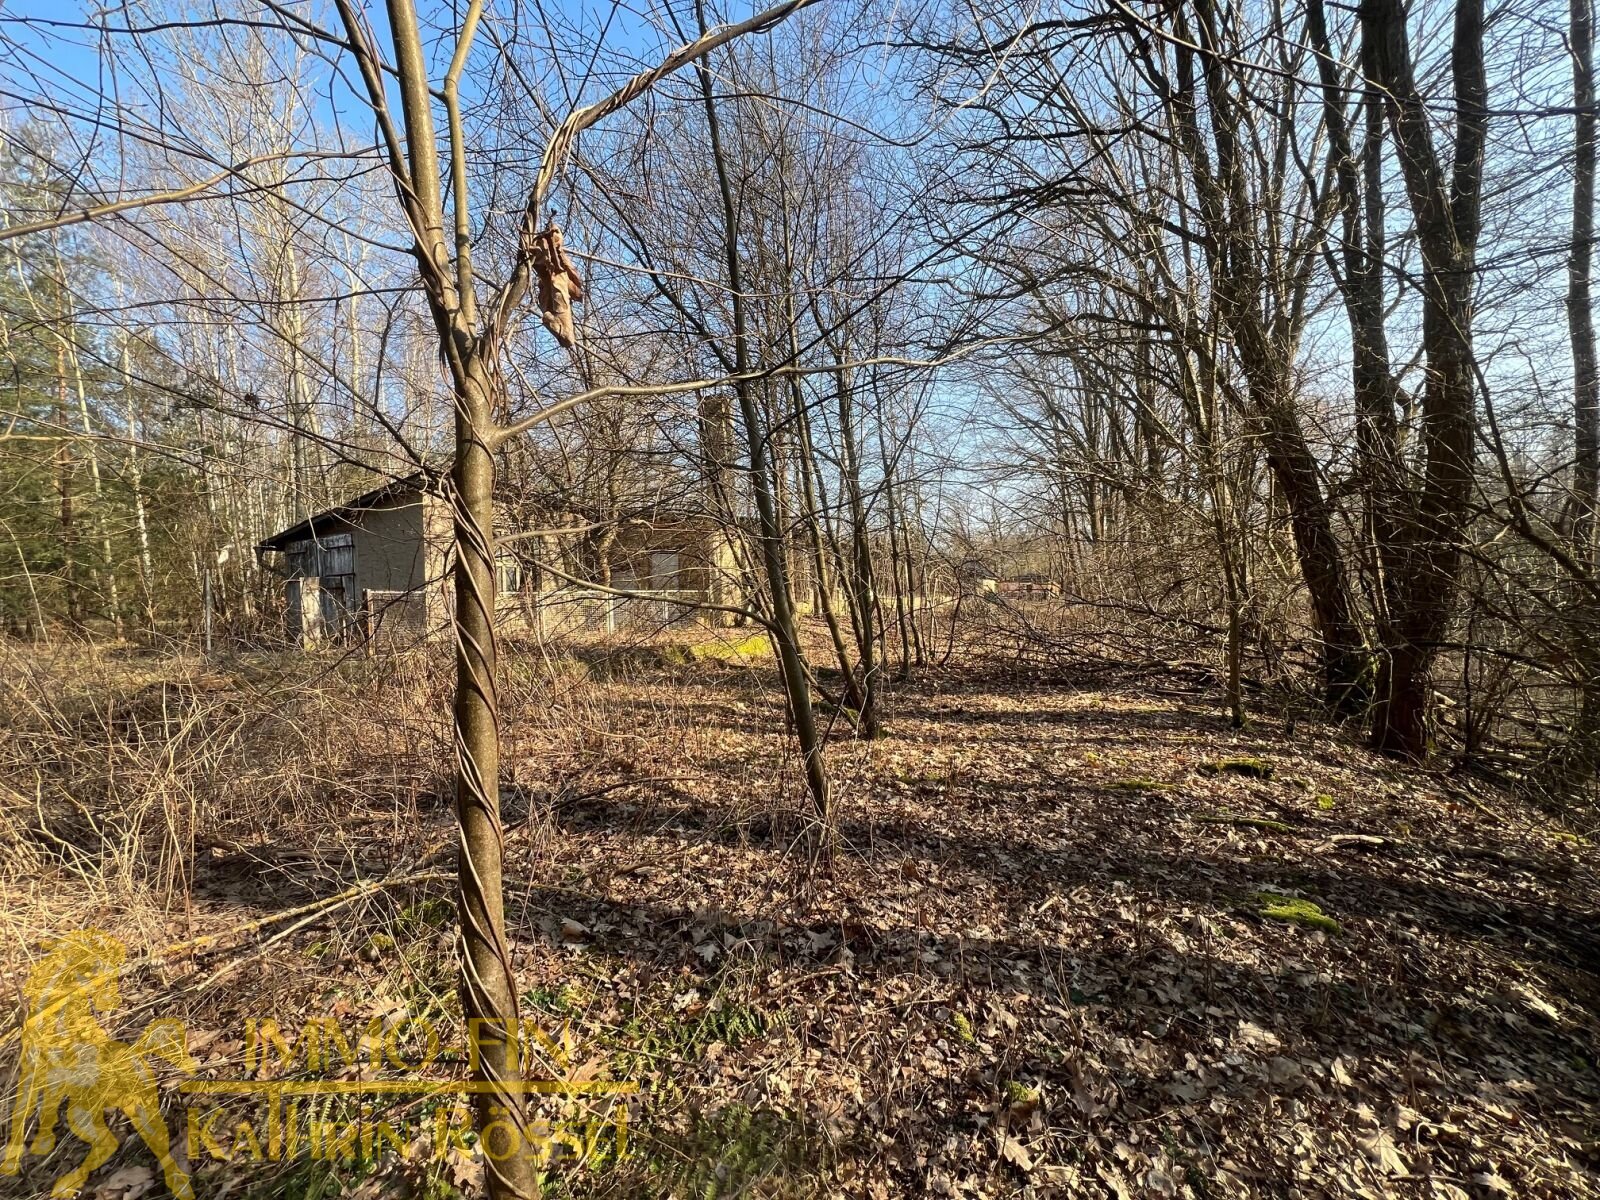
left=32, top=665, right=1600, bottom=1200
left=1358, top=1129, right=1410, bottom=1176
left=559, top=916, right=591, bottom=943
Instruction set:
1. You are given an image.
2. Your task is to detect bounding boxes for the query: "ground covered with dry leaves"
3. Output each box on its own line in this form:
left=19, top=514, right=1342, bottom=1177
left=2, top=641, right=1598, bottom=1199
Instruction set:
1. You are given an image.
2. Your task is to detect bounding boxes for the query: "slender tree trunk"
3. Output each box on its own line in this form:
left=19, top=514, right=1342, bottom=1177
left=122, top=345, right=157, bottom=630
left=834, top=367, right=883, bottom=736
left=694, top=7, right=832, bottom=831
left=774, top=191, right=861, bottom=702
left=816, top=460, right=866, bottom=667
left=64, top=333, right=122, bottom=636
left=1307, top=0, right=1408, bottom=709
left=55, top=343, right=81, bottom=632
left=886, top=493, right=912, bottom=680
left=791, top=370, right=861, bottom=706
left=1225, top=582, right=1246, bottom=727
left=373, top=2, right=538, bottom=1193
left=876, top=421, right=915, bottom=680
left=1257, top=394, right=1369, bottom=711
left=336, top=5, right=827, bottom=1186
left=3, top=519, right=47, bottom=639
left=903, top=495, right=929, bottom=668
left=44, top=245, right=123, bottom=636
left=1169, top=14, right=1370, bottom=714
left=447, top=352, right=535, bottom=1197
left=1567, top=0, right=1600, bottom=786
left=1574, top=0, right=1599, bottom=555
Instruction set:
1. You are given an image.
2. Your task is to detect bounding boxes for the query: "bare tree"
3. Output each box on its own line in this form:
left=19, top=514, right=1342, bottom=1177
left=1351, top=0, right=1485, bottom=756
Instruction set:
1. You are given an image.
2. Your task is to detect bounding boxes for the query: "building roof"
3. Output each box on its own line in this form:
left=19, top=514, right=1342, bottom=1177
left=257, top=471, right=437, bottom=552
left=259, top=470, right=754, bottom=554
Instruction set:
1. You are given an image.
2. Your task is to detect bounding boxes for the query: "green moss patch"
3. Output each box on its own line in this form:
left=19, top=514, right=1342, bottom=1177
left=1002, top=1079, right=1038, bottom=1106
left=1196, top=812, right=1295, bottom=834
left=664, top=633, right=773, bottom=665
left=1108, top=777, right=1177, bottom=793
left=951, top=1011, right=976, bottom=1044
left=1254, top=892, right=1339, bottom=934
left=1201, top=757, right=1274, bottom=779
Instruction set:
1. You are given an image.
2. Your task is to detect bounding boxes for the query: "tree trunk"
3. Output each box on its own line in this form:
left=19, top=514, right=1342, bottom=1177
left=376, top=1, right=538, bottom=1193
left=55, top=343, right=81, bottom=632
left=694, top=6, right=832, bottom=833
left=448, top=353, right=537, bottom=1198
left=1255, top=393, right=1369, bottom=713
left=1360, top=0, right=1486, bottom=757
left=1169, top=11, right=1370, bottom=714
left=876, top=419, right=918, bottom=679
left=1574, top=0, right=1599, bottom=555
left=122, top=343, right=156, bottom=630
left=792, top=372, right=861, bottom=706
left=1566, top=0, right=1600, bottom=786
left=834, top=366, right=883, bottom=737
left=1306, top=0, right=1407, bottom=636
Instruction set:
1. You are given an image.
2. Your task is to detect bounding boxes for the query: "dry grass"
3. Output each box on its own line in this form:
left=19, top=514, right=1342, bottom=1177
left=0, top=640, right=454, bottom=957
left=1, top=631, right=1597, bottom=1199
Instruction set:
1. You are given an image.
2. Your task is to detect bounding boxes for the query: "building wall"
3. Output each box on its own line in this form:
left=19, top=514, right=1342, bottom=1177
left=355, top=494, right=431, bottom=597
left=279, top=491, right=763, bottom=643
left=407, top=493, right=534, bottom=632
left=608, top=521, right=743, bottom=625
left=352, top=492, right=444, bottom=642
left=423, top=494, right=455, bottom=590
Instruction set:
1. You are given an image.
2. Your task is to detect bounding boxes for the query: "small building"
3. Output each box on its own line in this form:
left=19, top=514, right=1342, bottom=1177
left=953, top=557, right=997, bottom=595
left=257, top=474, right=442, bottom=645
left=994, top=574, right=1062, bottom=598
left=257, top=473, right=748, bottom=645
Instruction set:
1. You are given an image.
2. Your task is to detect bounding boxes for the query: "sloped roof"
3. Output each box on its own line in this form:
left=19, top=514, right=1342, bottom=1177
left=257, top=471, right=439, bottom=551
left=260, top=470, right=756, bottom=554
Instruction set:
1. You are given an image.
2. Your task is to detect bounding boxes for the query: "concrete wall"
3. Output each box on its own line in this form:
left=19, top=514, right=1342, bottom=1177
left=347, top=492, right=451, bottom=641
left=397, top=493, right=530, bottom=631
left=354, top=494, right=430, bottom=597
left=610, top=523, right=723, bottom=589
left=285, top=496, right=756, bottom=641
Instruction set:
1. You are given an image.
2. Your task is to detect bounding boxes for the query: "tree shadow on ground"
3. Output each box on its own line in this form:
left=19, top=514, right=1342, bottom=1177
left=498, top=874, right=1600, bottom=1192
left=537, top=784, right=1600, bottom=991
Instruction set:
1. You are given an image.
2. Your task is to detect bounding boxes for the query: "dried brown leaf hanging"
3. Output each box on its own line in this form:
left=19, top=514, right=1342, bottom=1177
left=527, top=223, right=584, bottom=348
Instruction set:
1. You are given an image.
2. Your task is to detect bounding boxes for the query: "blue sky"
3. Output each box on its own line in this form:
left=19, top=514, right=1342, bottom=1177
left=0, top=0, right=655, bottom=139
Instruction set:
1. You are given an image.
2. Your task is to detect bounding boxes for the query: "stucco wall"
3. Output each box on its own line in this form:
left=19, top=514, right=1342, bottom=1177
left=354, top=494, right=431, bottom=597
left=290, top=495, right=756, bottom=638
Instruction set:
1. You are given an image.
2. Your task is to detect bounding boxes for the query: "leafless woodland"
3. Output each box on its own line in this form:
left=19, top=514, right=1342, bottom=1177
left=0, top=0, right=1597, bottom=1197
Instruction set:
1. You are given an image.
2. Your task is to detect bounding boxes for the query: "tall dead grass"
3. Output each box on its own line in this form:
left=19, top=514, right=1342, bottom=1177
left=0, top=628, right=811, bottom=983
left=0, top=640, right=458, bottom=969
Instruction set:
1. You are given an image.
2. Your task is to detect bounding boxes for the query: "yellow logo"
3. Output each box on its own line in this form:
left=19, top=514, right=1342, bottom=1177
left=2, top=931, right=197, bottom=1199
left=4, top=931, right=636, bottom=1192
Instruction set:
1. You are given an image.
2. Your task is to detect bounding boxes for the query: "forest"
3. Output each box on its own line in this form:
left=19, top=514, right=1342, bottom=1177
left=0, top=0, right=1597, bottom=1196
